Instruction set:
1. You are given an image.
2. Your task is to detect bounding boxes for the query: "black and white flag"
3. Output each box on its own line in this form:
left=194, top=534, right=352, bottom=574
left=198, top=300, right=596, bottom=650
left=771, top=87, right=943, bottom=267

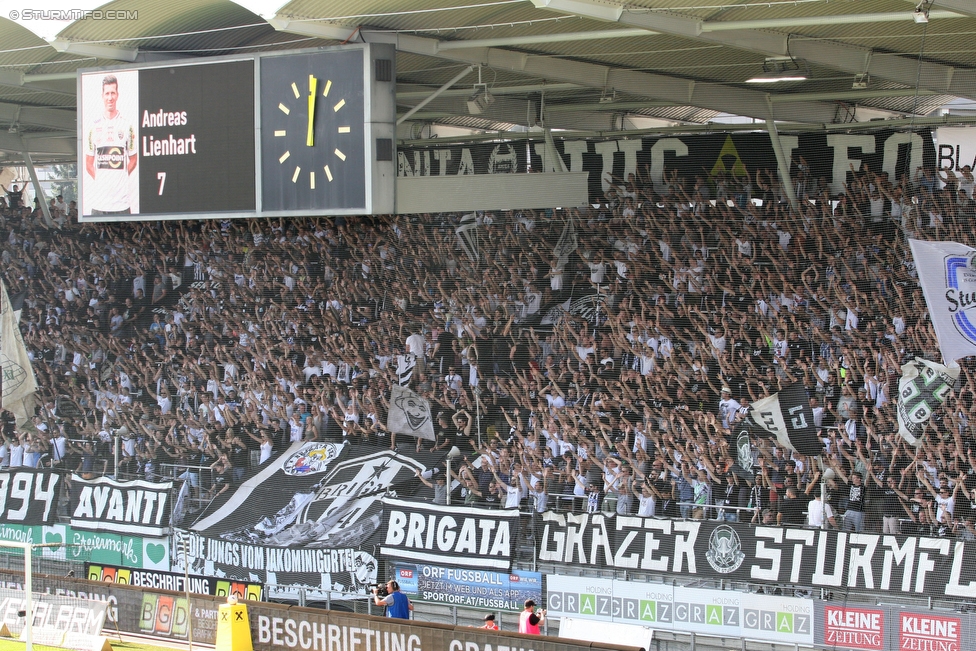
left=191, top=442, right=440, bottom=548
left=897, top=357, right=960, bottom=447
left=456, top=212, right=479, bottom=262
left=749, top=383, right=822, bottom=456
left=387, top=385, right=435, bottom=441
left=1, top=279, right=37, bottom=425
left=552, top=215, right=578, bottom=260
left=395, top=353, right=417, bottom=386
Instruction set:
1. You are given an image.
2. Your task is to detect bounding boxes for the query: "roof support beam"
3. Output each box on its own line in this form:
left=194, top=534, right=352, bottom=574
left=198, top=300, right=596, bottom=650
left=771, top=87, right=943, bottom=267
left=701, top=10, right=965, bottom=31
left=270, top=22, right=843, bottom=123
left=386, top=35, right=840, bottom=123
left=269, top=17, right=651, bottom=52
left=436, top=28, right=650, bottom=49
left=0, top=131, right=75, bottom=157
left=531, top=0, right=976, bottom=101
left=397, top=82, right=580, bottom=100
left=399, top=106, right=638, bottom=132
left=0, top=102, right=75, bottom=131
left=397, top=96, right=679, bottom=131
left=0, top=70, right=77, bottom=98
left=925, top=1, right=976, bottom=18
left=397, top=65, right=474, bottom=125
left=49, top=39, right=138, bottom=62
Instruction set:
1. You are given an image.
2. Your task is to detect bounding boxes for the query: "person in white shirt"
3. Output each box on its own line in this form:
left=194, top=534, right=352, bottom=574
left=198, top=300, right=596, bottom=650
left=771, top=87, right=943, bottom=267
left=8, top=435, right=23, bottom=468
left=488, top=459, right=522, bottom=509
left=444, top=368, right=462, bottom=393
left=248, top=429, right=274, bottom=465
left=49, top=426, right=68, bottom=466
left=634, top=481, right=656, bottom=517
left=405, top=330, right=426, bottom=374
left=717, top=387, right=741, bottom=429
left=807, top=490, right=837, bottom=528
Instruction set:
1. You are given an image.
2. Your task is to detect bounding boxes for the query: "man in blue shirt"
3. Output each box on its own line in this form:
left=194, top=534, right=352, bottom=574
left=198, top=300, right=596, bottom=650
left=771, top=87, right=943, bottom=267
left=373, top=580, right=413, bottom=619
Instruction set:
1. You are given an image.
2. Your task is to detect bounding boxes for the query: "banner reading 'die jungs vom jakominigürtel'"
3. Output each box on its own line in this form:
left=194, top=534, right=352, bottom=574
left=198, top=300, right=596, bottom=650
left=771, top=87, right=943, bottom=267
left=176, top=441, right=448, bottom=601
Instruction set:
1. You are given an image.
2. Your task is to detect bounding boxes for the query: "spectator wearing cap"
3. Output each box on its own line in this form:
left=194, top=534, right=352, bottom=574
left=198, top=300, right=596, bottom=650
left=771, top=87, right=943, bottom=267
left=518, top=600, right=545, bottom=635
left=481, top=614, right=500, bottom=630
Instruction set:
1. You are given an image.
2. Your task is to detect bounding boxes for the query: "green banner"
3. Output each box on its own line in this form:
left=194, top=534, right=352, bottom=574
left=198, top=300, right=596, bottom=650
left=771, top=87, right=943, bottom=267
left=0, top=523, right=169, bottom=569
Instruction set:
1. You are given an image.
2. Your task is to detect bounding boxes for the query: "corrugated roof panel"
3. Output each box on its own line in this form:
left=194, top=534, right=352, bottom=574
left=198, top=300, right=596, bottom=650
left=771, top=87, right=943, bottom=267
left=282, top=0, right=554, bottom=35
left=57, top=0, right=265, bottom=47
left=0, top=0, right=970, bottom=159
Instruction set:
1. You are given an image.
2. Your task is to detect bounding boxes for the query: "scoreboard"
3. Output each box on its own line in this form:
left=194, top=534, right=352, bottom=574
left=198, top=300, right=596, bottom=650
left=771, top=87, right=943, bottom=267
left=77, top=44, right=395, bottom=222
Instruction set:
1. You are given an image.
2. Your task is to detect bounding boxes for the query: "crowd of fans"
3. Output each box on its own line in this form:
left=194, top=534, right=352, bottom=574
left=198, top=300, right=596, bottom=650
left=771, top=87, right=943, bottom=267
left=2, top=155, right=976, bottom=538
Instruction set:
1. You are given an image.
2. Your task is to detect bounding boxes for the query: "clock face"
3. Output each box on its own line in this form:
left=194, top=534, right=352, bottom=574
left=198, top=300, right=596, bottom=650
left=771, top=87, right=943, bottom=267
left=260, top=50, right=366, bottom=212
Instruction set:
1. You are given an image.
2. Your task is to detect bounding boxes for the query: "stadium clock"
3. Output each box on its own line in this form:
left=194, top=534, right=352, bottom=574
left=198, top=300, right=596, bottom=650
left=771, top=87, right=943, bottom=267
left=259, top=50, right=367, bottom=213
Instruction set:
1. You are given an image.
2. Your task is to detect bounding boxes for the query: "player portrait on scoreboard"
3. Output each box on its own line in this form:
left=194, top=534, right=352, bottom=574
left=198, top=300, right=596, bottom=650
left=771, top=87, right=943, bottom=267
left=81, top=70, right=139, bottom=216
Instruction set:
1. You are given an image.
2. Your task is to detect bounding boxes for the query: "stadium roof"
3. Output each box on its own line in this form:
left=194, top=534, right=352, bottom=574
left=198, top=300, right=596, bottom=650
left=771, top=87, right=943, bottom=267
left=2, top=0, right=976, bottom=162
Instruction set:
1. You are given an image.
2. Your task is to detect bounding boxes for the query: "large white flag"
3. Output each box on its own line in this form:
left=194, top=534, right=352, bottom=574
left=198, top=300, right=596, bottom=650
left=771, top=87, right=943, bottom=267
left=908, top=239, right=976, bottom=363
left=386, top=385, right=435, bottom=441
left=897, top=357, right=960, bottom=447
left=0, top=279, right=37, bottom=425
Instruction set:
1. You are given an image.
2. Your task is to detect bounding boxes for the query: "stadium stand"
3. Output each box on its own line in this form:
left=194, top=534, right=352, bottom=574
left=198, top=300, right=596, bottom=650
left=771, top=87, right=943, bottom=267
left=1, top=158, right=974, bottom=541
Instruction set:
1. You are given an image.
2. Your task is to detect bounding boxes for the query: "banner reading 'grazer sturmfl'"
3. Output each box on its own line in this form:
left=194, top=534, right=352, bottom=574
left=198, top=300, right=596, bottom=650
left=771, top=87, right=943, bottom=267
left=536, top=517, right=976, bottom=599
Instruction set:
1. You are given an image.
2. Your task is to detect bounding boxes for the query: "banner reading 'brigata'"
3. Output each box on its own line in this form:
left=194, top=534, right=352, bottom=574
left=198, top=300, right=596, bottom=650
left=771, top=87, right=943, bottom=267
left=379, top=498, right=519, bottom=571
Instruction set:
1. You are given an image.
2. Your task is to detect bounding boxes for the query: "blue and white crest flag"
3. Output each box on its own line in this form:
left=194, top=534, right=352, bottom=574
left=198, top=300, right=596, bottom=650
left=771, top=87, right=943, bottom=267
left=908, top=239, right=976, bottom=363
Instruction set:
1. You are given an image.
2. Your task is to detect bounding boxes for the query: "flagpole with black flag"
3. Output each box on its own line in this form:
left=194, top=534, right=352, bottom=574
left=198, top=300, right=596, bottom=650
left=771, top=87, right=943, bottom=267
left=749, top=383, right=822, bottom=457
left=748, top=381, right=830, bottom=526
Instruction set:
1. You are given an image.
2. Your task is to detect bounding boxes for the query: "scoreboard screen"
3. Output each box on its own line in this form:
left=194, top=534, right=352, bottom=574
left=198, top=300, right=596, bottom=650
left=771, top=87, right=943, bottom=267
left=77, top=44, right=395, bottom=222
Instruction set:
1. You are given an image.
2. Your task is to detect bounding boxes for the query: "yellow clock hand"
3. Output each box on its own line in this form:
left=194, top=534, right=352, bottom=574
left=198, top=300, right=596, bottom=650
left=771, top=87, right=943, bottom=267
left=306, top=75, right=318, bottom=147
